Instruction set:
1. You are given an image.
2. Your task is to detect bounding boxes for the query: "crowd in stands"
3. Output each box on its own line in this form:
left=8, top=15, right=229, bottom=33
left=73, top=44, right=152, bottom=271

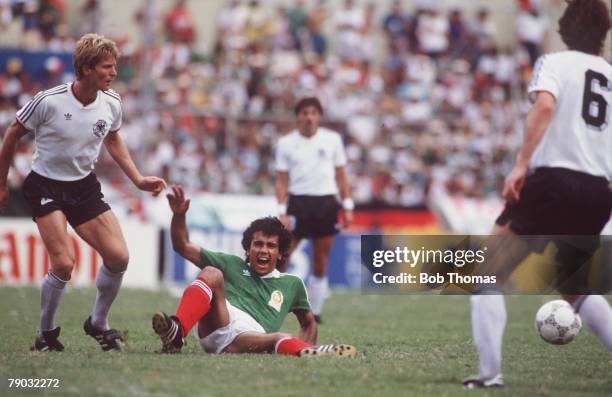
left=0, top=0, right=553, bottom=216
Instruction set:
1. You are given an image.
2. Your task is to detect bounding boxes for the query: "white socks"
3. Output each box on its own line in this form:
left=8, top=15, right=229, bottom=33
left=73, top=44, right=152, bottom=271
left=307, top=275, right=329, bottom=316
left=574, top=295, right=612, bottom=351
left=470, top=294, right=507, bottom=379
left=40, top=272, right=68, bottom=332
left=91, top=265, right=124, bottom=331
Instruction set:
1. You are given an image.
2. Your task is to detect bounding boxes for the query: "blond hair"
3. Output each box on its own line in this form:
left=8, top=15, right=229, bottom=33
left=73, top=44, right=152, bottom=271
left=73, top=33, right=120, bottom=79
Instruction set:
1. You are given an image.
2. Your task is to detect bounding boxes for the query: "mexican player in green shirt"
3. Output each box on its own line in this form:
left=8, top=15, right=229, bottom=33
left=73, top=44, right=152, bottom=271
left=152, top=184, right=356, bottom=357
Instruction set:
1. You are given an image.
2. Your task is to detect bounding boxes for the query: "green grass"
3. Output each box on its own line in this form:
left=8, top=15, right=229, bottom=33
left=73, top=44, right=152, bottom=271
left=0, top=287, right=610, bottom=397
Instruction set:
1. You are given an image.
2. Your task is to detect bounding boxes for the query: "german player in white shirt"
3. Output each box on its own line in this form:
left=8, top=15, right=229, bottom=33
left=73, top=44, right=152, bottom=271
left=0, top=34, right=166, bottom=352
left=275, top=97, right=353, bottom=323
left=464, top=0, right=612, bottom=388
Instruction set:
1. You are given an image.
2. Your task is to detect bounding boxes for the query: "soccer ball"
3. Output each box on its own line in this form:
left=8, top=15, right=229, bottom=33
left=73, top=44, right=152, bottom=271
left=534, top=300, right=582, bottom=345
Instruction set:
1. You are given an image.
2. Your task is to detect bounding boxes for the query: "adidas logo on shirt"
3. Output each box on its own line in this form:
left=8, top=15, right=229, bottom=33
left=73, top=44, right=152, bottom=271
left=64, top=113, right=72, bottom=120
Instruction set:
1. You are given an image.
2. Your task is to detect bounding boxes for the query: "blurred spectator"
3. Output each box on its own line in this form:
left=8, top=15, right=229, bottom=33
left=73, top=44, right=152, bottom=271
left=0, top=0, right=11, bottom=29
left=45, top=23, right=74, bottom=52
left=164, top=0, right=196, bottom=44
left=305, top=0, right=328, bottom=57
left=37, top=0, right=65, bottom=43
left=382, top=0, right=408, bottom=43
left=448, top=9, right=467, bottom=57
left=515, top=2, right=549, bottom=65
left=333, top=0, right=365, bottom=60
left=0, top=0, right=545, bottom=214
left=216, top=0, right=248, bottom=52
left=80, top=0, right=101, bottom=35
left=470, top=8, right=497, bottom=53
left=284, top=0, right=307, bottom=51
left=359, top=3, right=376, bottom=62
left=416, top=4, right=449, bottom=60
left=244, top=0, right=270, bottom=46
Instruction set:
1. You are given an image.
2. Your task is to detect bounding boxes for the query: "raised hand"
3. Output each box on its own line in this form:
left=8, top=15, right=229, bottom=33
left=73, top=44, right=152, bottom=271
left=166, top=184, right=191, bottom=215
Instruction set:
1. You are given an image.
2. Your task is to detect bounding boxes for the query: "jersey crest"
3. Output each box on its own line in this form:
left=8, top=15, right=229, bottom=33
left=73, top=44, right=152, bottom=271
left=267, top=290, right=284, bottom=312
left=92, top=119, right=108, bottom=138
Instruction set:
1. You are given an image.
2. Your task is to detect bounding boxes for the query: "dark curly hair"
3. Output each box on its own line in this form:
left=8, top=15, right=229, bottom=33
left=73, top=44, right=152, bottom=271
left=241, top=217, right=292, bottom=269
left=558, top=0, right=611, bottom=55
left=294, top=96, right=324, bottom=115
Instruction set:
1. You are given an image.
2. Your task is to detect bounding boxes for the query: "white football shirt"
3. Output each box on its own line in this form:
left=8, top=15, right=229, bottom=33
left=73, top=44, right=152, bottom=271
left=528, top=51, right=611, bottom=180
left=16, top=82, right=122, bottom=181
left=275, top=127, right=347, bottom=195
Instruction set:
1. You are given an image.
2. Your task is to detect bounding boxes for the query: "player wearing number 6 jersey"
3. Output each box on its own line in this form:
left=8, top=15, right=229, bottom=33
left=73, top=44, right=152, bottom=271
left=464, top=0, right=612, bottom=389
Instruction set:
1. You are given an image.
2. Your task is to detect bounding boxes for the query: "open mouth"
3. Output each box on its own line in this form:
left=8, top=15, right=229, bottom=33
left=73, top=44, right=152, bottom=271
left=256, top=256, right=271, bottom=265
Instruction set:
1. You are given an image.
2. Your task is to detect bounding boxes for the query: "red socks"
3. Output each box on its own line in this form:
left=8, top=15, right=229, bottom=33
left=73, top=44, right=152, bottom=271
left=275, top=337, right=312, bottom=356
left=175, top=277, right=213, bottom=337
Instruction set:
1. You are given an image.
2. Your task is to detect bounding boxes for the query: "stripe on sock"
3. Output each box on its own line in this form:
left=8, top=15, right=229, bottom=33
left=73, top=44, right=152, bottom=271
left=192, top=280, right=213, bottom=300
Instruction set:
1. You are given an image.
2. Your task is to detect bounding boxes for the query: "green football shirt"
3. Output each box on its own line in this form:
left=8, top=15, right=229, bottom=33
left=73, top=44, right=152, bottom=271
left=199, top=248, right=311, bottom=333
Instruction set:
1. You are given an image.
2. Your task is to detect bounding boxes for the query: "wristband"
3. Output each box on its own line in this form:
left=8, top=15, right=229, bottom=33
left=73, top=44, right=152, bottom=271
left=277, top=203, right=287, bottom=215
left=342, top=198, right=355, bottom=211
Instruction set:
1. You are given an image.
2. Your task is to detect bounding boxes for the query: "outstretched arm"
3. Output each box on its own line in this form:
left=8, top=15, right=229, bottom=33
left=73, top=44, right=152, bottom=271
left=0, top=120, right=29, bottom=209
left=104, top=131, right=166, bottom=196
left=503, top=91, right=555, bottom=202
left=294, top=309, right=317, bottom=345
left=167, top=184, right=204, bottom=268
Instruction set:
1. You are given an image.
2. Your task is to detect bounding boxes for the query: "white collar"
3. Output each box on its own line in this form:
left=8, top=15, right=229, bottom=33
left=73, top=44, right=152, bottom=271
left=260, top=269, right=281, bottom=279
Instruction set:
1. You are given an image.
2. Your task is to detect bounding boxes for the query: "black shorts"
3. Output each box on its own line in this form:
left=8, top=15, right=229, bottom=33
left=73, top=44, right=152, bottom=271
left=494, top=167, right=612, bottom=294
left=496, top=167, right=612, bottom=235
left=287, top=194, right=341, bottom=239
left=22, top=171, right=111, bottom=227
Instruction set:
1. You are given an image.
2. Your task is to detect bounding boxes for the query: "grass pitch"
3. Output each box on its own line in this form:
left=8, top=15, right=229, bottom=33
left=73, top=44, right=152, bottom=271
left=0, top=287, right=610, bottom=397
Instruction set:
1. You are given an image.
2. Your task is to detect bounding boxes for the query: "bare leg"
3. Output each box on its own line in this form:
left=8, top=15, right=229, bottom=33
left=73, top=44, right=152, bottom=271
left=223, top=332, right=291, bottom=354
left=312, top=235, right=334, bottom=277
left=74, top=210, right=129, bottom=272
left=37, top=211, right=74, bottom=280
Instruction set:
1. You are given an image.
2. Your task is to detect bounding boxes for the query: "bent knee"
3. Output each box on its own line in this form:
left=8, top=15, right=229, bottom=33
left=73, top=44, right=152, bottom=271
left=51, top=259, right=74, bottom=280
left=199, top=267, right=224, bottom=287
left=102, top=249, right=129, bottom=272
left=49, top=256, right=75, bottom=280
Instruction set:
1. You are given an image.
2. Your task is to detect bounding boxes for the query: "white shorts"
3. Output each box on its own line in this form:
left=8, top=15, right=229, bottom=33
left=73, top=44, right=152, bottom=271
left=195, top=300, right=266, bottom=353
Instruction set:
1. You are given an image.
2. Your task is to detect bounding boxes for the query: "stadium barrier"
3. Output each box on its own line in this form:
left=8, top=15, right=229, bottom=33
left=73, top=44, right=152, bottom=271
left=0, top=219, right=159, bottom=288
left=0, top=49, right=73, bottom=82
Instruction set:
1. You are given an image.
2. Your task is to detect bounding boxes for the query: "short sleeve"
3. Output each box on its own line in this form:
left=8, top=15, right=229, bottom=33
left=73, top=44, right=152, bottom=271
left=199, top=247, right=240, bottom=272
left=109, top=92, right=123, bottom=132
left=332, top=134, right=347, bottom=167
left=528, top=55, right=560, bottom=103
left=274, top=139, right=290, bottom=172
left=110, top=103, right=122, bottom=132
left=290, top=277, right=311, bottom=312
left=16, top=91, right=48, bottom=131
